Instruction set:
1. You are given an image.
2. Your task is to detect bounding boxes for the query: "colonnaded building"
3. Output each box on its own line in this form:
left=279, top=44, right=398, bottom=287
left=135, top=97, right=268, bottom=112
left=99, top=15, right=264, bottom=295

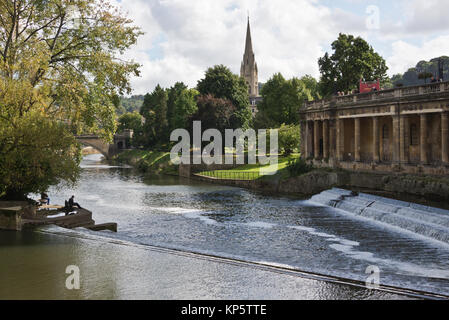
left=299, top=81, right=449, bottom=175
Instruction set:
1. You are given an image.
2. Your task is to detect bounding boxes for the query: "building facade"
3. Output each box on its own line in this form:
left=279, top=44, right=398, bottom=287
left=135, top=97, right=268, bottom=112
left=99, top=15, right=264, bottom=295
left=299, top=81, right=449, bottom=175
left=240, top=18, right=261, bottom=116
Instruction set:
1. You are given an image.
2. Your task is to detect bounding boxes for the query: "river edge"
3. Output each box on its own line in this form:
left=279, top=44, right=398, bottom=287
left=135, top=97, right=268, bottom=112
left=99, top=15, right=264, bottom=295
left=112, top=150, right=449, bottom=210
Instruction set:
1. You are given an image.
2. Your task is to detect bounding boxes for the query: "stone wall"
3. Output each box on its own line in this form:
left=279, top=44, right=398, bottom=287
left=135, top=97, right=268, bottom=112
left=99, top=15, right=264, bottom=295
left=190, top=170, right=449, bottom=201
left=0, top=207, right=23, bottom=231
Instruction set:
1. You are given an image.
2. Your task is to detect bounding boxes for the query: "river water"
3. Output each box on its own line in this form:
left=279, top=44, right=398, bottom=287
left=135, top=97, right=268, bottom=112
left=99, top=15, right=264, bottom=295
left=1, top=154, right=448, bottom=299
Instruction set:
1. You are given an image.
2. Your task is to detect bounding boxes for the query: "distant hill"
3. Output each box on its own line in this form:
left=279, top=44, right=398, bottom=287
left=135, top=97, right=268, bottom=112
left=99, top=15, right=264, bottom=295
left=117, top=95, right=144, bottom=115
left=391, top=56, right=449, bottom=87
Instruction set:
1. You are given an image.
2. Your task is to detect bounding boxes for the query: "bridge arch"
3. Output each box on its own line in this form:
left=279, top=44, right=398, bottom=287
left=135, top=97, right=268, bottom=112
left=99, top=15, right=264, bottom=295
left=76, top=131, right=133, bottom=160
left=76, top=136, right=114, bottom=159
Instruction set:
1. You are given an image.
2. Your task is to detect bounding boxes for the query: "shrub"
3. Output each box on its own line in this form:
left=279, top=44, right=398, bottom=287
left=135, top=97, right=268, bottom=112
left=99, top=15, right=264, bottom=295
left=287, top=157, right=313, bottom=176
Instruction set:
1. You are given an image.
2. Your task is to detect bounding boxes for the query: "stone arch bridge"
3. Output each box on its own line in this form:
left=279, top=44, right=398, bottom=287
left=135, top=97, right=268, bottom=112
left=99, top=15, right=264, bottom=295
left=76, top=130, right=133, bottom=159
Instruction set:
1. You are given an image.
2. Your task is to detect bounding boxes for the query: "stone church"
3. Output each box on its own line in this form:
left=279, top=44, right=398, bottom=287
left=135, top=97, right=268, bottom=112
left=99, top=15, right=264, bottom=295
left=240, top=18, right=262, bottom=116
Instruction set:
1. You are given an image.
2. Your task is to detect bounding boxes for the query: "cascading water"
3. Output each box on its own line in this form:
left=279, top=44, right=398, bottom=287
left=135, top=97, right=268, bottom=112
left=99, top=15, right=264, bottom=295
left=310, top=188, right=449, bottom=244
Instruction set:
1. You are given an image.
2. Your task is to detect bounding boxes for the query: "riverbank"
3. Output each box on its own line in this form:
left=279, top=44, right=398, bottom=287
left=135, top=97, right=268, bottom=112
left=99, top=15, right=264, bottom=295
left=113, top=150, right=178, bottom=175
left=113, top=150, right=449, bottom=207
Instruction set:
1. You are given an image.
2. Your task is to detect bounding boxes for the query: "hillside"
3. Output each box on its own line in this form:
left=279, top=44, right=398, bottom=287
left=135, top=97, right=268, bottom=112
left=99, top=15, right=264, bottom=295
left=392, top=56, right=449, bottom=87
left=116, top=95, right=144, bottom=115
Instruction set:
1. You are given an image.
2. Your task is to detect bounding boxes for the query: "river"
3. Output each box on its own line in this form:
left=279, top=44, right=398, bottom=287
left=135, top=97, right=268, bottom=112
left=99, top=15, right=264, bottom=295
left=1, top=153, right=448, bottom=300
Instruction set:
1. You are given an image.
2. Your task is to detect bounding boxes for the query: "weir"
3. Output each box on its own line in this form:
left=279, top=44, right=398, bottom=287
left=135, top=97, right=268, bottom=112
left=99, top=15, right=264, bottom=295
left=310, top=188, right=449, bottom=244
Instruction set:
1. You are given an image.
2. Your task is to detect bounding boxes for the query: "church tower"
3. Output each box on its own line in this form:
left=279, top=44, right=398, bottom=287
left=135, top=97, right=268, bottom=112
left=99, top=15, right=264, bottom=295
left=240, top=17, right=259, bottom=98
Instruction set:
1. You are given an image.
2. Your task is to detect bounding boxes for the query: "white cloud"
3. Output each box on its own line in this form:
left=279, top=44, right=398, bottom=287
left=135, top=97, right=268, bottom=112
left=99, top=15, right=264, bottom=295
left=403, top=0, right=449, bottom=34
left=111, top=0, right=449, bottom=95
left=387, top=35, right=449, bottom=75
left=115, top=0, right=339, bottom=94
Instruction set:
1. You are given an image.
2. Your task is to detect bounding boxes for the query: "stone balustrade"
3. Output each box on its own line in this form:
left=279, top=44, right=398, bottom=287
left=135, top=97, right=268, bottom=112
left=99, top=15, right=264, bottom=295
left=304, top=81, right=449, bottom=111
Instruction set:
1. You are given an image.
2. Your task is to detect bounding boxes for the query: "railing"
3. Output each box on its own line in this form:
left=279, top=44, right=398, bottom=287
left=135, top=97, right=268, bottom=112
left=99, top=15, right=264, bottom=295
left=373, top=89, right=395, bottom=99
left=357, top=92, right=372, bottom=101
left=304, top=81, right=449, bottom=111
left=402, top=87, right=420, bottom=96
left=197, top=170, right=261, bottom=181
left=336, top=95, right=353, bottom=104
left=422, top=83, right=442, bottom=94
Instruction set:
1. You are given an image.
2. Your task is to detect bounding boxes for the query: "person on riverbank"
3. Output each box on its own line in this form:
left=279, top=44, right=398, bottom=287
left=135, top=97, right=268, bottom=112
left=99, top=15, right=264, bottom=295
left=68, top=196, right=82, bottom=209
left=41, top=192, right=50, bottom=205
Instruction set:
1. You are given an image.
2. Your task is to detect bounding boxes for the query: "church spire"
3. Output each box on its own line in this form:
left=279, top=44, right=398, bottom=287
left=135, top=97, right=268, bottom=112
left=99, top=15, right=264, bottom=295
left=244, top=16, right=253, bottom=56
left=240, top=16, right=259, bottom=98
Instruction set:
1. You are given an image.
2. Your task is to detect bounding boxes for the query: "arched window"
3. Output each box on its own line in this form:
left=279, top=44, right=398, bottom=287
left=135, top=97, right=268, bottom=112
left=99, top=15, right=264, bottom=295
left=410, top=124, right=419, bottom=146
left=382, top=124, right=389, bottom=139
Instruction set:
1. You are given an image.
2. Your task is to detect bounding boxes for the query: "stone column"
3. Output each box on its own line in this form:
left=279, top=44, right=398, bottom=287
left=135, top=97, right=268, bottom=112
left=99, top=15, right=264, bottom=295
left=329, top=120, right=335, bottom=160
left=420, top=114, right=428, bottom=164
left=442, top=112, right=449, bottom=164
left=302, top=121, right=308, bottom=159
left=355, top=118, right=361, bottom=162
left=336, top=118, right=341, bottom=161
left=400, top=115, right=409, bottom=164
left=308, top=122, right=312, bottom=159
left=372, top=117, right=380, bottom=163
left=314, top=120, right=320, bottom=160
left=339, top=119, right=345, bottom=161
left=323, top=119, right=329, bottom=160
left=392, top=115, right=400, bottom=163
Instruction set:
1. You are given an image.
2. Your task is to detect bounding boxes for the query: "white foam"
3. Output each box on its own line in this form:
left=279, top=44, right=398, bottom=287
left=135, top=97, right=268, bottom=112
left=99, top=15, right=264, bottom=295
left=245, top=221, right=276, bottom=229
left=183, top=211, right=218, bottom=226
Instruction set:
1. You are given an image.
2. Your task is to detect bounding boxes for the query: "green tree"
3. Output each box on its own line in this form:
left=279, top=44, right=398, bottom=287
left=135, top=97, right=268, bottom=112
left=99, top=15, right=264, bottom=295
left=278, top=124, right=300, bottom=155
left=392, top=56, right=449, bottom=86
left=318, top=33, right=388, bottom=97
left=117, top=112, right=144, bottom=133
left=300, top=75, right=322, bottom=100
left=117, top=111, right=145, bottom=147
left=0, top=0, right=141, bottom=200
left=197, top=65, right=252, bottom=129
left=167, top=82, right=188, bottom=131
left=189, top=94, right=237, bottom=141
left=256, top=73, right=312, bottom=128
left=118, top=95, right=145, bottom=115
left=173, top=88, right=199, bottom=130
left=418, top=72, right=434, bottom=83
left=140, top=85, right=169, bottom=147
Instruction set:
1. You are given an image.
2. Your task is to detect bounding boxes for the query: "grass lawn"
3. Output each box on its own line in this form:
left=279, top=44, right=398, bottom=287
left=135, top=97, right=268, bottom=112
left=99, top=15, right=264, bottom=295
left=198, top=153, right=301, bottom=181
left=114, top=150, right=176, bottom=174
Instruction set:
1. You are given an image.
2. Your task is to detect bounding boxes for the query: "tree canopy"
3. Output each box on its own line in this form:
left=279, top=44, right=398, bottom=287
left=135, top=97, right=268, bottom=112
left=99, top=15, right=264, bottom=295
left=254, top=73, right=312, bottom=128
left=197, top=65, right=252, bottom=129
left=139, top=82, right=198, bottom=148
left=0, top=0, right=141, bottom=199
left=140, top=85, right=168, bottom=147
left=189, top=94, right=237, bottom=139
left=318, top=33, right=388, bottom=97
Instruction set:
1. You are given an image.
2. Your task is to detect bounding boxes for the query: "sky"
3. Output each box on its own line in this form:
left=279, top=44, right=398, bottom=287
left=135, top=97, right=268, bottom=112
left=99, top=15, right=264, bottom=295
left=112, top=0, right=449, bottom=95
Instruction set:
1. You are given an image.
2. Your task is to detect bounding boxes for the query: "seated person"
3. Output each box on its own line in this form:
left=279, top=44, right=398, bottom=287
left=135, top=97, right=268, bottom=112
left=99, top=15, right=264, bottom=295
left=40, top=192, right=50, bottom=205
left=68, top=195, right=82, bottom=209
